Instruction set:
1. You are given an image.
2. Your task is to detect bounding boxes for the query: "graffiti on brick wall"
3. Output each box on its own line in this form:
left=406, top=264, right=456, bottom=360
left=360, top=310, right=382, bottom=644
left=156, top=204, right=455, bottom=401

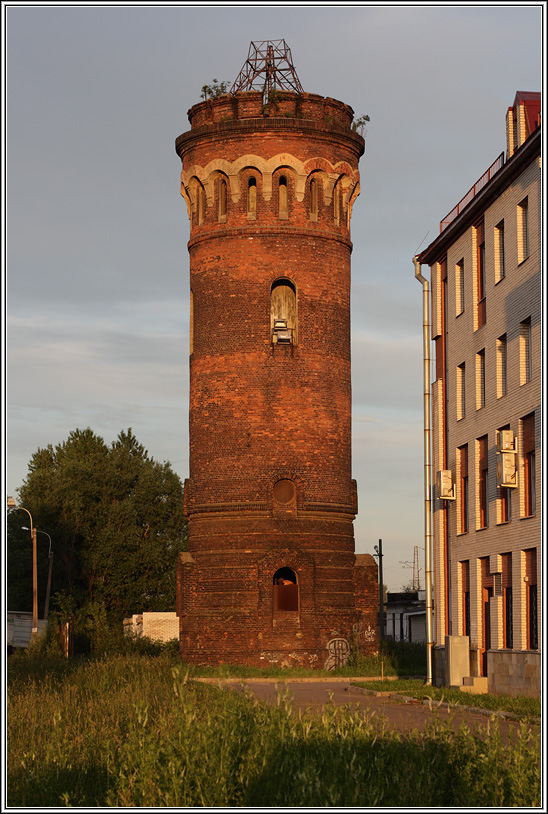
left=352, top=621, right=376, bottom=647
left=324, top=637, right=350, bottom=670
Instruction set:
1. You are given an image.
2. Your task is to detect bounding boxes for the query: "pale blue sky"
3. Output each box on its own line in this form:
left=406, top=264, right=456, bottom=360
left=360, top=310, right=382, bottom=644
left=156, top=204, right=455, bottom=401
left=4, top=2, right=544, bottom=591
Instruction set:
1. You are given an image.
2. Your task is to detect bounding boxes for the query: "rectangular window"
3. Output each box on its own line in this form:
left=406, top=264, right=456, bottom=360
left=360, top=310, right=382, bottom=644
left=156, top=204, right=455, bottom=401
left=475, top=219, right=486, bottom=328
left=455, top=259, right=465, bottom=316
left=498, top=425, right=512, bottom=524
left=457, top=363, right=466, bottom=420
left=501, top=553, right=512, bottom=649
left=522, top=412, right=536, bottom=517
left=524, top=548, right=538, bottom=650
left=459, top=445, right=469, bottom=533
left=478, top=435, right=489, bottom=529
left=494, top=220, right=505, bottom=282
left=496, top=334, right=507, bottom=398
left=517, top=198, right=529, bottom=263
left=476, top=349, right=485, bottom=409
left=461, top=560, right=470, bottom=637
left=520, top=318, right=532, bottom=385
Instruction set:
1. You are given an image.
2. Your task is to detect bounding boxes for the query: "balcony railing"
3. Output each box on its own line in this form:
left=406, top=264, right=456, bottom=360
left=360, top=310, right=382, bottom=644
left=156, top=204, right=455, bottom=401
left=440, top=152, right=505, bottom=232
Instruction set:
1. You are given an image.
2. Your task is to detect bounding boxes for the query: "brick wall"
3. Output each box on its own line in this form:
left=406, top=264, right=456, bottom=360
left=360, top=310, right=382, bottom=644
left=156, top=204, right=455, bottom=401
left=124, top=613, right=179, bottom=642
left=175, top=91, right=377, bottom=668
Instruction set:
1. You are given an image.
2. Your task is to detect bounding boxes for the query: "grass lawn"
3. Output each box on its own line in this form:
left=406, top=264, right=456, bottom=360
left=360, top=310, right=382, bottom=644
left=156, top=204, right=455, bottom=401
left=351, top=678, right=541, bottom=720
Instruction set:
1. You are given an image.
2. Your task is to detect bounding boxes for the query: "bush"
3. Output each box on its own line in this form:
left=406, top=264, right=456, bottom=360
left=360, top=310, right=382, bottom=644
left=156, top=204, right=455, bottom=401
left=348, top=639, right=427, bottom=676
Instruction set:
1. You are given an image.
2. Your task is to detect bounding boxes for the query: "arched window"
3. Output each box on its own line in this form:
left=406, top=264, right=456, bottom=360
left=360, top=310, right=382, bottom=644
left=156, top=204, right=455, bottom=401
left=189, top=290, right=194, bottom=355
left=333, top=183, right=340, bottom=225
left=273, top=567, right=298, bottom=612
left=197, top=184, right=205, bottom=226
left=247, top=177, right=257, bottom=218
left=218, top=178, right=227, bottom=222
left=310, top=177, right=318, bottom=221
left=271, top=279, right=297, bottom=345
left=279, top=175, right=288, bottom=219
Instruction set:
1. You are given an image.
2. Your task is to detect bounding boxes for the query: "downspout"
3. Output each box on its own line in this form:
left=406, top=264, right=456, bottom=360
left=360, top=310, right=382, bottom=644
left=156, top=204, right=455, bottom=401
left=413, top=255, right=433, bottom=686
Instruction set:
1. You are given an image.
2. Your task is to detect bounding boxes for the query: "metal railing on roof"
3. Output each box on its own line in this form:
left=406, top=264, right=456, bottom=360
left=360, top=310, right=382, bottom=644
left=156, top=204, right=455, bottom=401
left=440, top=152, right=505, bottom=232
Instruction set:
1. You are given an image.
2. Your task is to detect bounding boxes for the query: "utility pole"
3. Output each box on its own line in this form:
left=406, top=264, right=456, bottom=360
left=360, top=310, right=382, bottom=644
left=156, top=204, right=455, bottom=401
left=374, top=539, right=385, bottom=640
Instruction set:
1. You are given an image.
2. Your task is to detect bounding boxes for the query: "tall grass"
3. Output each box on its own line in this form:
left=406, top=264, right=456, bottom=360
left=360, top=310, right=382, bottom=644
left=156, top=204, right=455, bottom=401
left=7, top=652, right=540, bottom=807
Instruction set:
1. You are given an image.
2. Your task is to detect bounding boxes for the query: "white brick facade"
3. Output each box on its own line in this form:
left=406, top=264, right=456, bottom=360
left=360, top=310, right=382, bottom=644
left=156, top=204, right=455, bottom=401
left=418, top=92, right=541, bottom=696
left=124, top=612, right=179, bottom=642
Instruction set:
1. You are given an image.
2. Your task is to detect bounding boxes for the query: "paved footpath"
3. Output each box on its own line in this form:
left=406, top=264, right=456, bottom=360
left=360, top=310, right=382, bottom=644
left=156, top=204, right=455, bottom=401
left=195, top=677, right=540, bottom=744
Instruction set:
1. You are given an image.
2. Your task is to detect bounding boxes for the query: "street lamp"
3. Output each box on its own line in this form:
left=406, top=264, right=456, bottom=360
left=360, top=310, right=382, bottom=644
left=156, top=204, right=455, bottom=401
left=22, top=527, right=53, bottom=621
left=7, top=497, right=38, bottom=639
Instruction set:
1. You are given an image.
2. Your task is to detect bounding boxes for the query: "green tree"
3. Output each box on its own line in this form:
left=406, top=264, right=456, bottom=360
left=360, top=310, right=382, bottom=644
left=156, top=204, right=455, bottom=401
left=9, top=428, right=187, bottom=621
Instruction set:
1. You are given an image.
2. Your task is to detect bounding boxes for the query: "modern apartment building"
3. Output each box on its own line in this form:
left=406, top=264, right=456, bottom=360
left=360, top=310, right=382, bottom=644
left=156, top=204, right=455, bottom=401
left=416, top=92, right=541, bottom=696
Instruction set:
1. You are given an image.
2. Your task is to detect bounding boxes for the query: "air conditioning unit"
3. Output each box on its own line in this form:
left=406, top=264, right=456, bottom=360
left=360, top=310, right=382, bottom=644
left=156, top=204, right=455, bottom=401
left=493, top=573, right=503, bottom=597
left=497, top=429, right=515, bottom=452
left=496, top=451, right=517, bottom=488
left=436, top=469, right=455, bottom=500
left=273, top=319, right=292, bottom=344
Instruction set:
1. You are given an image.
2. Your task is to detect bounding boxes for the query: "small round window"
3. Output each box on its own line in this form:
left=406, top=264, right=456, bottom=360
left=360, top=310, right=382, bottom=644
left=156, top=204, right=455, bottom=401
left=273, top=478, right=296, bottom=504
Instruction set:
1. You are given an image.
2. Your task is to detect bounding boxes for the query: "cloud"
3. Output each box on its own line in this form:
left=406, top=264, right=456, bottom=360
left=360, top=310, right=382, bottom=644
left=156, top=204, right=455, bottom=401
left=5, top=3, right=542, bottom=590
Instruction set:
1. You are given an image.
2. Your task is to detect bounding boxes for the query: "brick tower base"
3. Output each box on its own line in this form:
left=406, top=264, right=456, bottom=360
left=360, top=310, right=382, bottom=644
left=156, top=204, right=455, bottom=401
left=176, top=514, right=378, bottom=670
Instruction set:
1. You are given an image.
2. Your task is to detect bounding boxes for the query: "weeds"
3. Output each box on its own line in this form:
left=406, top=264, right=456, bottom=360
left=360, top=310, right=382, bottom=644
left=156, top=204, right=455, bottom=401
left=7, top=653, right=540, bottom=807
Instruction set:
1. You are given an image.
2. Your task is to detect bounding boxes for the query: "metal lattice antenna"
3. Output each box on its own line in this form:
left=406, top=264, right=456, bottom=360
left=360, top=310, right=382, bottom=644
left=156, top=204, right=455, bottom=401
left=230, top=40, right=304, bottom=99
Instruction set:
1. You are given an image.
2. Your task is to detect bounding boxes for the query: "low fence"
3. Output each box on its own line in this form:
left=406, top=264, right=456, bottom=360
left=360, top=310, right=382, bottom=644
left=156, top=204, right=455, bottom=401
left=7, top=611, right=48, bottom=648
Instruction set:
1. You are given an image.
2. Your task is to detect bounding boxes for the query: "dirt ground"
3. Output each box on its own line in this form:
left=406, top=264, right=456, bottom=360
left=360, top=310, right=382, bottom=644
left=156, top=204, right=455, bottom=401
left=196, top=677, right=540, bottom=744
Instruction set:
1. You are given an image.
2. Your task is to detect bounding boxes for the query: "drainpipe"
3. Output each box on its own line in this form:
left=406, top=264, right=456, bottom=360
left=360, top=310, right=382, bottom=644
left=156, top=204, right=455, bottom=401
left=413, top=255, right=433, bottom=686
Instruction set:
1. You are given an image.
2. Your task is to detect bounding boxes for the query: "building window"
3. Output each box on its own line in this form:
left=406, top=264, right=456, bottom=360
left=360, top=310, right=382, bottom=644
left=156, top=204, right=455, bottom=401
left=524, top=548, right=537, bottom=650
left=480, top=557, right=492, bottom=676
left=517, top=198, right=529, bottom=263
left=497, top=425, right=512, bottom=524
left=478, top=435, right=488, bottom=529
left=189, top=290, right=194, bottom=355
left=247, top=177, right=257, bottom=218
left=476, top=349, right=485, bottom=409
left=501, top=553, right=513, bottom=649
left=519, top=317, right=532, bottom=385
left=218, top=178, right=227, bottom=222
left=197, top=184, right=205, bottom=226
left=457, top=363, right=466, bottom=420
left=273, top=567, right=299, bottom=612
left=278, top=175, right=288, bottom=219
left=522, top=412, right=535, bottom=517
left=333, top=183, right=340, bottom=225
left=459, top=445, right=469, bottom=534
left=310, top=177, right=318, bottom=221
left=461, top=560, right=470, bottom=637
left=494, top=220, right=505, bottom=282
left=271, top=279, right=297, bottom=345
left=475, top=219, right=486, bottom=328
left=455, top=259, right=465, bottom=316
left=496, top=334, right=507, bottom=398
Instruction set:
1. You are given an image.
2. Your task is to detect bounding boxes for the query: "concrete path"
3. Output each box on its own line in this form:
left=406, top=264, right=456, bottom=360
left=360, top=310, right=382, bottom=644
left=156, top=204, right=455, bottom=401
left=196, top=677, right=540, bottom=743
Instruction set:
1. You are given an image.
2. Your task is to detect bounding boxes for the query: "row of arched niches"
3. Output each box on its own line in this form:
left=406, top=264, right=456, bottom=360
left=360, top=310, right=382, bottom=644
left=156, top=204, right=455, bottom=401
left=180, top=154, right=361, bottom=231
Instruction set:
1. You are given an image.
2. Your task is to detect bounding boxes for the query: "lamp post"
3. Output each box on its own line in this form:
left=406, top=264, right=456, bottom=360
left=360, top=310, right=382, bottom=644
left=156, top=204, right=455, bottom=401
left=22, top=527, right=53, bottom=621
left=7, top=497, right=38, bottom=639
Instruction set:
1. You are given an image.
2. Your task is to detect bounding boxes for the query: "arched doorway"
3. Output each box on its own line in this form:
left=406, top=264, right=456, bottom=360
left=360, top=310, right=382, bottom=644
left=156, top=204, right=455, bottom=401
left=273, top=567, right=298, bottom=611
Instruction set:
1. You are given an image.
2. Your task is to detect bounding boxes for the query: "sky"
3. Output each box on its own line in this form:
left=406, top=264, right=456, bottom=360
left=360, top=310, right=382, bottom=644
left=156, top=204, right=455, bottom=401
left=3, top=2, right=544, bottom=592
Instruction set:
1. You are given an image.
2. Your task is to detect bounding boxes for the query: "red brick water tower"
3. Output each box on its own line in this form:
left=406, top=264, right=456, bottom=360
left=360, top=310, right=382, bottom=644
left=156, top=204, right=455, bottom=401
left=175, top=41, right=377, bottom=668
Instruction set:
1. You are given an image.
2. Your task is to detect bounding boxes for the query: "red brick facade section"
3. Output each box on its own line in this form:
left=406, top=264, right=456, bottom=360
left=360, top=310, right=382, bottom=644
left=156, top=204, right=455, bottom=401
left=175, top=90, right=378, bottom=668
